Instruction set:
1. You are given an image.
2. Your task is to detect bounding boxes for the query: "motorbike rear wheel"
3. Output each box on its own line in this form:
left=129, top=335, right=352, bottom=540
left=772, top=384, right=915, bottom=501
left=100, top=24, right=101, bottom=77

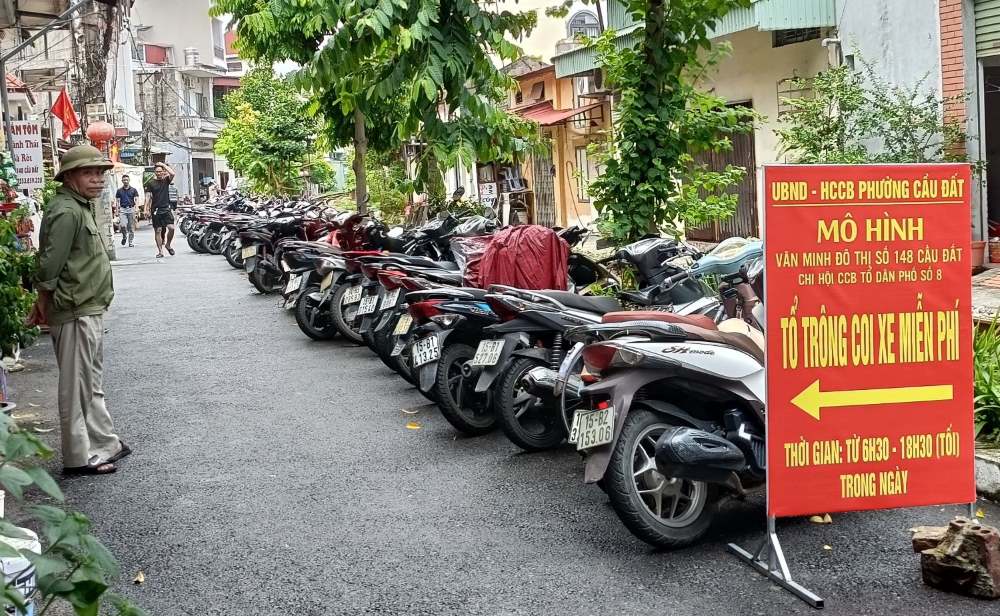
left=604, top=409, right=716, bottom=550
left=495, top=357, right=565, bottom=452
left=223, top=239, right=243, bottom=269
left=295, top=285, right=338, bottom=340
left=187, top=232, right=204, bottom=253
left=249, top=264, right=281, bottom=294
left=329, top=284, right=364, bottom=344
left=433, top=343, right=495, bottom=435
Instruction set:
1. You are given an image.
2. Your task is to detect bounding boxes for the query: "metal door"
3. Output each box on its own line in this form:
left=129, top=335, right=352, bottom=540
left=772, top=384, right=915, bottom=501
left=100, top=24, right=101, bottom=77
left=531, top=138, right=557, bottom=227
left=686, top=122, right=758, bottom=242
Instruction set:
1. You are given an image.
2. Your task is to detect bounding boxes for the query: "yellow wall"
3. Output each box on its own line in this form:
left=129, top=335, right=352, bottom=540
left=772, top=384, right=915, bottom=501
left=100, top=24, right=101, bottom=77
left=700, top=29, right=830, bottom=167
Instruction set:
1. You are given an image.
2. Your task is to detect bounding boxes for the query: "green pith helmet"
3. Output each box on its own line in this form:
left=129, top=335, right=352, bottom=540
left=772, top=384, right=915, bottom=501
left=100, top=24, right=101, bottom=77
left=55, top=145, right=113, bottom=181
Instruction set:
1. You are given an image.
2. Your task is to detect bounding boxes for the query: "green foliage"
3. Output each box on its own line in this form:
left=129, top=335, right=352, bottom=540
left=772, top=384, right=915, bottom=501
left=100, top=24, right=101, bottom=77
left=212, top=0, right=542, bottom=187
left=215, top=67, right=321, bottom=195
left=776, top=62, right=977, bottom=166
left=342, top=148, right=411, bottom=223
left=975, top=316, right=1000, bottom=446
left=0, top=414, right=144, bottom=615
left=588, top=0, right=755, bottom=244
left=0, top=207, right=37, bottom=353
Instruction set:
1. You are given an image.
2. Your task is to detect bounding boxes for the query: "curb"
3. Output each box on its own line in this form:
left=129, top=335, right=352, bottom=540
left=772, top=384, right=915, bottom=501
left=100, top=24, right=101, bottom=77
left=975, top=446, right=1000, bottom=502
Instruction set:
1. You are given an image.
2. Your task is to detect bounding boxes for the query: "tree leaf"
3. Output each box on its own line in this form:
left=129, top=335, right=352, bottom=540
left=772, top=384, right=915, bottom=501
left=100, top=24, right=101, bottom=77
left=24, top=467, right=64, bottom=501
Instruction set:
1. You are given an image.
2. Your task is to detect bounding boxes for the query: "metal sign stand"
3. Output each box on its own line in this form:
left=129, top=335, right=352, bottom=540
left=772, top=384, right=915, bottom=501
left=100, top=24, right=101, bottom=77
left=728, top=516, right=824, bottom=609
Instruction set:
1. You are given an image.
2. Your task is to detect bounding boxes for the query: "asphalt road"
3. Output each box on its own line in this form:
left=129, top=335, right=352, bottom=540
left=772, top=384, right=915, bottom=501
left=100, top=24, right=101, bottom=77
left=24, top=228, right=1000, bottom=615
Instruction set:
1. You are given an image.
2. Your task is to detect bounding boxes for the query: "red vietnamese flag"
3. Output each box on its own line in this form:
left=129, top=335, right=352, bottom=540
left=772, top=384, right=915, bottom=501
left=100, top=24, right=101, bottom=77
left=51, top=87, right=79, bottom=140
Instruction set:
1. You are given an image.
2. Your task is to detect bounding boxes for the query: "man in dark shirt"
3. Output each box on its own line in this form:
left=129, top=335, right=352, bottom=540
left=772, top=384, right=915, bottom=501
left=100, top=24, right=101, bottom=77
left=144, top=162, right=176, bottom=258
left=114, top=174, right=139, bottom=247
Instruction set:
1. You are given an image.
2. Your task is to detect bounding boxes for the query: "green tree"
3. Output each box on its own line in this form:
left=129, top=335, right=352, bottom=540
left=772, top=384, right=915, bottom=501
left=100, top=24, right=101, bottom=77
left=776, top=62, right=974, bottom=165
left=212, top=0, right=540, bottom=211
left=588, top=0, right=755, bottom=243
left=215, top=67, right=320, bottom=195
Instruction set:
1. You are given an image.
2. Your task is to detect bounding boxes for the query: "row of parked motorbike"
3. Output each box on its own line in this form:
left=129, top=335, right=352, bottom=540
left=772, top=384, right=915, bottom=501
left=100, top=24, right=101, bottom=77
left=178, top=192, right=768, bottom=550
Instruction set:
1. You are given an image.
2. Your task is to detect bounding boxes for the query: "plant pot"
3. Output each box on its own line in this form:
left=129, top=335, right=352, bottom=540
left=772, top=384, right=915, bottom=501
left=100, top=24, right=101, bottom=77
left=0, top=401, right=15, bottom=415
left=991, top=241, right=1000, bottom=264
left=972, top=240, right=987, bottom=269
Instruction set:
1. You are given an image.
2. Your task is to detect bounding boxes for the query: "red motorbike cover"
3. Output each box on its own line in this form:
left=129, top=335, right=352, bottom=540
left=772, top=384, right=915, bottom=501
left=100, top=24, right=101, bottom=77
left=479, top=225, right=569, bottom=290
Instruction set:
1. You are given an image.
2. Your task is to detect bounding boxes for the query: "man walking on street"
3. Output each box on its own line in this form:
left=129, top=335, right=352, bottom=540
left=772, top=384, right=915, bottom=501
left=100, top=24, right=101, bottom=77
left=29, top=145, right=131, bottom=475
left=145, top=162, right=176, bottom=258
left=115, top=174, right=139, bottom=247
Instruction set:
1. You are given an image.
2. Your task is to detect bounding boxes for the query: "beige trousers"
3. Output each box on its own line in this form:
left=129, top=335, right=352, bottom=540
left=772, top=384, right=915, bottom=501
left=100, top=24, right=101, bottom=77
left=50, top=315, right=120, bottom=467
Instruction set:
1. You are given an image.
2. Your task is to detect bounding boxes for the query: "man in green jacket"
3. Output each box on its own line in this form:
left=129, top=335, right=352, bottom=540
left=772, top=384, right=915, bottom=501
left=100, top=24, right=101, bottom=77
left=29, top=145, right=131, bottom=475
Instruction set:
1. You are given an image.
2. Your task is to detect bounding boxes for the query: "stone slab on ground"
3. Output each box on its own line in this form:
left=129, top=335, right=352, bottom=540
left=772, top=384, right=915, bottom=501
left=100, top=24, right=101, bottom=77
left=920, top=517, right=1000, bottom=599
left=973, top=267, right=1000, bottom=323
left=977, top=447, right=1000, bottom=502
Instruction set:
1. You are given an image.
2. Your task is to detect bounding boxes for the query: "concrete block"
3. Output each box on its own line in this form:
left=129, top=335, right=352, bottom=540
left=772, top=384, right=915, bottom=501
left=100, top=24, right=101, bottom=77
left=920, top=517, right=1000, bottom=599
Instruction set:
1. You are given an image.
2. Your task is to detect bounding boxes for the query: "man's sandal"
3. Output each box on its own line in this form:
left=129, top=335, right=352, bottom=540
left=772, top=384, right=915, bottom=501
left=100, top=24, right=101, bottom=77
left=109, top=441, right=132, bottom=463
left=64, top=461, right=117, bottom=475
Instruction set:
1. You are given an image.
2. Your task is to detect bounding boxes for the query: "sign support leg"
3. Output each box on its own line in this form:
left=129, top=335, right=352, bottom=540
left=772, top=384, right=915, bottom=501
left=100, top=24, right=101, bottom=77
left=728, top=516, right=824, bottom=609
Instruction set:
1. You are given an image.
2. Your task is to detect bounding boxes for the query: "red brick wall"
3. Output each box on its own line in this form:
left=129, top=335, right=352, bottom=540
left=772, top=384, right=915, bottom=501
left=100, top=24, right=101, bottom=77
left=940, top=0, right=967, bottom=135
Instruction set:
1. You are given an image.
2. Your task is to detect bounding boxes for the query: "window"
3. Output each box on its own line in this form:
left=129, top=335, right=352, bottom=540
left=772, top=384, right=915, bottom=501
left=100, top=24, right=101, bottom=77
left=567, top=11, right=601, bottom=39
left=773, top=28, right=821, bottom=48
left=575, top=146, right=599, bottom=202
left=515, top=90, right=523, bottom=104
left=212, top=19, right=226, bottom=60
left=227, top=60, right=243, bottom=73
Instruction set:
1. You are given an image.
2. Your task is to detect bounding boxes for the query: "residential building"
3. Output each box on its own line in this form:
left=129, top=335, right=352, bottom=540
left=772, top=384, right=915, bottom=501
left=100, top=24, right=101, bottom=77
left=127, top=0, right=240, bottom=200
left=553, top=0, right=968, bottom=241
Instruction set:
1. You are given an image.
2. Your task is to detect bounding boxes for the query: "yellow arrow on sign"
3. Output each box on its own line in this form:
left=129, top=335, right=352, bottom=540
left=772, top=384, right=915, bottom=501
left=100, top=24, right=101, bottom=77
left=790, top=380, right=954, bottom=421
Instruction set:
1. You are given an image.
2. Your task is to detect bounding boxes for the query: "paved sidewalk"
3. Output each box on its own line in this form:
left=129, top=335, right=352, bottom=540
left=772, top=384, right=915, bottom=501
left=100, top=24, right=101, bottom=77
left=973, top=267, right=1000, bottom=323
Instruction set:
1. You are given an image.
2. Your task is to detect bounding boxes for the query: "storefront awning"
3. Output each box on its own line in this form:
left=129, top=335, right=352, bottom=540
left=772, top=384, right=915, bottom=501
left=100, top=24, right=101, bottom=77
left=513, top=101, right=603, bottom=126
left=214, top=76, right=241, bottom=87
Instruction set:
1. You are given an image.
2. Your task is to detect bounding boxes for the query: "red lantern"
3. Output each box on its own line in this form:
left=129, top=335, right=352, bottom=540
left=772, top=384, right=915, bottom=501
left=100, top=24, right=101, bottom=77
left=86, top=121, right=115, bottom=151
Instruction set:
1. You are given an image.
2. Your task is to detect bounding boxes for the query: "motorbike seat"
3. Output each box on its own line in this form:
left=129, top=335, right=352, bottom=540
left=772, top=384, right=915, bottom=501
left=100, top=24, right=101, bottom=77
left=601, top=311, right=718, bottom=330
left=384, top=253, right=459, bottom=270
left=534, top=290, right=622, bottom=314
left=674, top=324, right=764, bottom=364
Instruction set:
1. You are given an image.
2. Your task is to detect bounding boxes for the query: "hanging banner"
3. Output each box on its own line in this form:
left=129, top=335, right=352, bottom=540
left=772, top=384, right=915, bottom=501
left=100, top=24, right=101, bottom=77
left=10, top=121, right=43, bottom=193
left=764, top=164, right=975, bottom=517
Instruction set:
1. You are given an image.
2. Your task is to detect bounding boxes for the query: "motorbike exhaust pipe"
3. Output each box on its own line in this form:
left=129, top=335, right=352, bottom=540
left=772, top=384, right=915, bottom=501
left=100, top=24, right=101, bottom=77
left=654, top=427, right=747, bottom=494
left=523, top=367, right=582, bottom=402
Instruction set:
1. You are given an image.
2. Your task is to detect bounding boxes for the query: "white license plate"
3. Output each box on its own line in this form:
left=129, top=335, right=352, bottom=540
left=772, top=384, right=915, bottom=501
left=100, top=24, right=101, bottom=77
left=393, top=314, right=413, bottom=336
left=571, top=407, right=614, bottom=451
left=390, top=340, right=405, bottom=357
left=357, top=294, right=379, bottom=315
left=342, top=285, right=363, bottom=304
left=381, top=288, right=400, bottom=310
left=241, top=246, right=257, bottom=259
left=320, top=272, right=334, bottom=292
left=284, top=275, right=302, bottom=295
left=470, top=340, right=505, bottom=366
left=412, top=336, right=440, bottom=367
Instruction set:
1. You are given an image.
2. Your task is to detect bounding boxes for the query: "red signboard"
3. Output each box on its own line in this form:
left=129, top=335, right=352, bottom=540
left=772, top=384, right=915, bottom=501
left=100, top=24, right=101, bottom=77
left=764, top=164, right=975, bottom=517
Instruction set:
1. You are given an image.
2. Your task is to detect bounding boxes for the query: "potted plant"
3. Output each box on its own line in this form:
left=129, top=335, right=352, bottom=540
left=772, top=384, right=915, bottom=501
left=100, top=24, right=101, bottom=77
left=0, top=204, right=38, bottom=414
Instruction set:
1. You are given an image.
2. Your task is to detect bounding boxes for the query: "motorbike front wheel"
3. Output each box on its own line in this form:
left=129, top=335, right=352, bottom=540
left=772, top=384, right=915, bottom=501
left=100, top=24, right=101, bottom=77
left=495, top=357, right=565, bottom=452
left=433, top=343, right=495, bottom=435
left=187, top=232, right=206, bottom=253
left=295, top=286, right=338, bottom=340
left=179, top=217, right=193, bottom=235
left=604, top=409, right=716, bottom=550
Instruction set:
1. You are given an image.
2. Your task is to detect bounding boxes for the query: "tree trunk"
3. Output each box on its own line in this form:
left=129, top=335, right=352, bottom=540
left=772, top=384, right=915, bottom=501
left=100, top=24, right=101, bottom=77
left=353, top=107, right=368, bottom=215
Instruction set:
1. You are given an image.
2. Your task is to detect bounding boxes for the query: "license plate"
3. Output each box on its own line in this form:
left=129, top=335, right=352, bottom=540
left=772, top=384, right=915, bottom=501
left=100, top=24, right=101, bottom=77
left=412, top=336, right=440, bottom=367
left=381, top=288, right=400, bottom=310
left=470, top=340, right=505, bottom=366
left=390, top=340, right=405, bottom=357
left=241, top=245, right=257, bottom=259
left=357, top=294, right=379, bottom=315
left=393, top=314, right=413, bottom=336
left=342, top=285, right=363, bottom=304
left=572, top=407, right=614, bottom=451
left=320, top=272, right=334, bottom=292
left=284, top=275, right=302, bottom=295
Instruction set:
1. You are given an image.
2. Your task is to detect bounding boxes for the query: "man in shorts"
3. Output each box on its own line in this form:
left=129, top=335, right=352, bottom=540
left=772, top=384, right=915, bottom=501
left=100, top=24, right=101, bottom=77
left=144, top=162, right=176, bottom=258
